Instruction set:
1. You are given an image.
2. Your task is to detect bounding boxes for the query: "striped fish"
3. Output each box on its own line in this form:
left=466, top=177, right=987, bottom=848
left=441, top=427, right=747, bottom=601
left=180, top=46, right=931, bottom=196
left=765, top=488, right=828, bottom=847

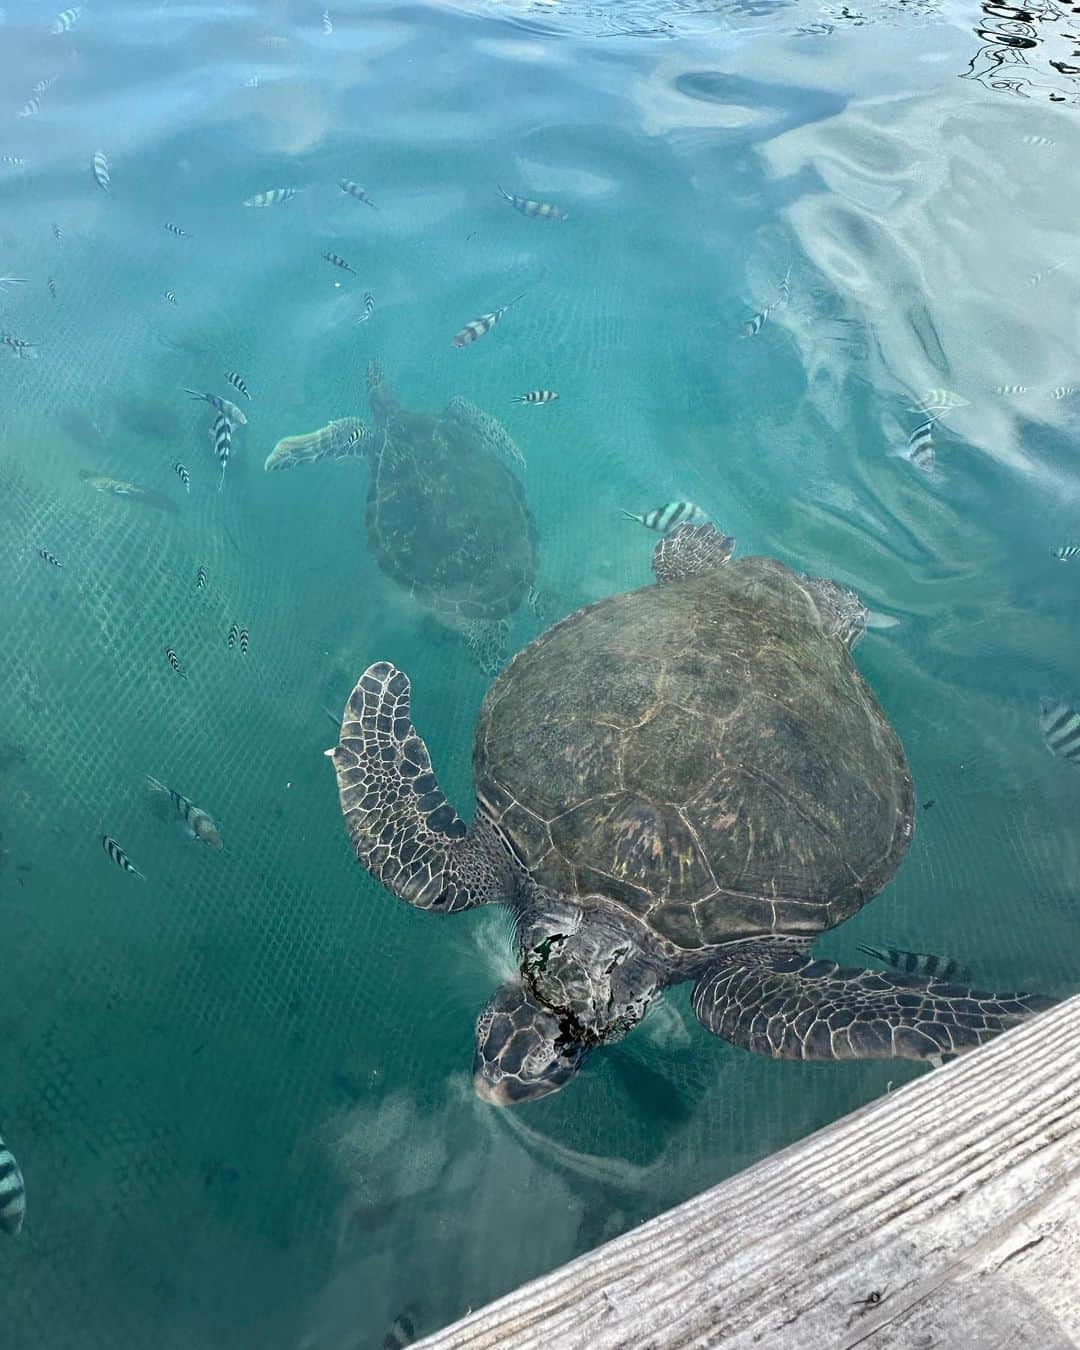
left=906, top=420, right=935, bottom=474
left=2, top=155, right=25, bottom=167
left=164, top=290, right=178, bottom=305
left=101, top=834, right=146, bottom=879
left=195, top=564, right=207, bottom=590
left=1, top=334, right=35, bottom=356
left=164, top=645, right=186, bottom=677
left=91, top=150, right=110, bottom=193
left=321, top=250, right=355, bottom=274
left=622, top=500, right=707, bottom=533
left=774, top=265, right=792, bottom=308
left=211, top=414, right=231, bottom=489
left=513, top=389, right=558, bottom=405
left=18, top=98, right=40, bottom=119
left=1022, top=133, right=1054, bottom=146
left=146, top=776, right=223, bottom=849
left=227, top=622, right=239, bottom=650
left=224, top=371, right=251, bottom=400
left=52, top=223, right=63, bottom=247
left=33, top=77, right=58, bottom=95
left=1051, top=543, right=1080, bottom=561
left=739, top=305, right=770, bottom=338
left=994, top=383, right=1028, bottom=395
left=183, top=389, right=247, bottom=426
left=37, top=548, right=62, bottom=567
left=858, top=944, right=972, bottom=984
left=322, top=8, right=333, bottom=34
left=1039, top=696, right=1080, bottom=764
left=357, top=291, right=375, bottom=322
left=48, top=278, right=56, bottom=299
left=0, top=1133, right=26, bottom=1236
left=51, top=6, right=80, bottom=33
left=164, top=222, right=190, bottom=238
left=339, top=180, right=377, bottom=209
left=1048, top=386, right=1078, bottom=400
left=344, top=426, right=364, bottom=451
left=497, top=186, right=567, bottom=221
left=174, top=462, right=190, bottom=493
left=243, top=187, right=296, bottom=207
left=383, top=1310, right=417, bottom=1350
left=452, top=294, right=523, bottom=348
left=239, top=626, right=249, bottom=654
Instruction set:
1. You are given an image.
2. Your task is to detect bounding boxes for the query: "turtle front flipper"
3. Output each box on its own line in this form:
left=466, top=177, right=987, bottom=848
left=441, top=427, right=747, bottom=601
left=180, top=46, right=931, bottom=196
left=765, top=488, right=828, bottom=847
left=652, top=523, right=735, bottom=583
left=329, top=662, right=514, bottom=911
left=692, top=948, right=1056, bottom=1062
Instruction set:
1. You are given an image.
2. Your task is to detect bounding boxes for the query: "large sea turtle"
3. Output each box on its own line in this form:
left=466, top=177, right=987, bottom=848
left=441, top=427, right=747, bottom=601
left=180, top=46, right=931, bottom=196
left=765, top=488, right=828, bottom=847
left=265, top=361, right=539, bottom=674
left=328, top=524, right=1054, bottom=1104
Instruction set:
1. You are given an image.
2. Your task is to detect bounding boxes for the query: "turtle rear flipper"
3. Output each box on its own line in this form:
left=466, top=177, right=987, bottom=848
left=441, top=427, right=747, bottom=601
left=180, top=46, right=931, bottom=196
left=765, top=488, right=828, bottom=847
left=652, top=523, right=735, bottom=583
left=329, top=662, right=513, bottom=911
left=692, top=948, right=1055, bottom=1061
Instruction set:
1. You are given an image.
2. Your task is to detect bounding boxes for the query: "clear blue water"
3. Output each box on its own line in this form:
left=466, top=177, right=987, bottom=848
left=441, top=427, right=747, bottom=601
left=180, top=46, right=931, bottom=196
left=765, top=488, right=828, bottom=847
left=1, top=0, right=1078, bottom=1345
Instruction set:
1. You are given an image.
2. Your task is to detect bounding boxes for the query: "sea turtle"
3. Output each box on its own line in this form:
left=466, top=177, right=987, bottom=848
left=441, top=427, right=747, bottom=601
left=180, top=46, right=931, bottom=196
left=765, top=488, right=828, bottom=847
left=328, top=524, right=1054, bottom=1104
left=265, top=361, right=539, bottom=674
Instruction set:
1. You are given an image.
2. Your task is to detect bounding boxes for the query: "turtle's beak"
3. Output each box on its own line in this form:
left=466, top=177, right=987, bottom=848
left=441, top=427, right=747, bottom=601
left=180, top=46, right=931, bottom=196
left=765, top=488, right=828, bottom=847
left=472, top=980, right=589, bottom=1107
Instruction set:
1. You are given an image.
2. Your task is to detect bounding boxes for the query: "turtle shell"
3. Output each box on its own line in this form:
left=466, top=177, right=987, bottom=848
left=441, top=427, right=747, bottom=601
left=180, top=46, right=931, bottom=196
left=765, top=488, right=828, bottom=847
left=364, top=393, right=536, bottom=623
left=474, top=556, right=914, bottom=951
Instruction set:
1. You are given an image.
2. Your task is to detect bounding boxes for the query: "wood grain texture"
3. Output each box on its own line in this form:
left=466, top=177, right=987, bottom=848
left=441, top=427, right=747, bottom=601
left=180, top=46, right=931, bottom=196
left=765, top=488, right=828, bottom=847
left=416, top=996, right=1080, bottom=1349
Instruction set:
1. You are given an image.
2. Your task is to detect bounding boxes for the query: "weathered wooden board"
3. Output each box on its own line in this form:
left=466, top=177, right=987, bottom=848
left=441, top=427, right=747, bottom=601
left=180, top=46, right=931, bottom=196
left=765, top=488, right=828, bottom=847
left=415, top=996, right=1080, bottom=1349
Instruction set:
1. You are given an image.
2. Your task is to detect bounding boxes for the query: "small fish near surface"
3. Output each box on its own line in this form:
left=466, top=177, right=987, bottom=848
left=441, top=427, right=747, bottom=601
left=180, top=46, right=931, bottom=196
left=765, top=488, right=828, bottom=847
left=622, top=500, right=707, bottom=533
left=101, top=833, right=146, bottom=880
left=239, top=626, right=249, bottom=654
left=1039, top=696, right=1080, bottom=765
left=210, top=413, right=232, bottom=489
left=91, top=150, right=110, bottom=193
left=1, top=155, right=25, bottom=168
left=174, top=462, right=191, bottom=493
left=902, top=420, right=935, bottom=474
left=52, top=223, right=63, bottom=247
left=857, top=944, right=972, bottom=984
left=357, top=291, right=375, bottom=322
left=382, top=1309, right=418, bottom=1350
left=1051, top=542, right=1080, bottom=561
left=452, top=294, right=523, bottom=348
left=164, top=222, right=190, bottom=238
left=910, top=388, right=968, bottom=417
left=227, top=622, right=239, bottom=650
left=321, top=250, right=355, bottom=274
left=37, top=548, right=62, bottom=568
left=1, top=333, right=35, bottom=357
left=146, top=776, right=223, bottom=849
left=0, top=1132, right=27, bottom=1236
left=497, top=186, right=567, bottom=221
left=339, top=179, right=377, bottom=209
left=47, top=277, right=56, bottom=299
left=183, top=389, right=247, bottom=426
left=322, top=8, right=333, bottom=34
left=195, top=564, right=208, bottom=590
left=79, top=472, right=178, bottom=513
left=19, top=97, right=42, bottom=119
left=243, top=187, right=297, bottom=208
left=163, top=645, right=186, bottom=678
left=513, top=389, right=558, bottom=405
left=164, top=290, right=178, bottom=306
left=224, top=370, right=251, bottom=400
left=739, top=266, right=791, bottom=338
left=51, top=6, right=80, bottom=33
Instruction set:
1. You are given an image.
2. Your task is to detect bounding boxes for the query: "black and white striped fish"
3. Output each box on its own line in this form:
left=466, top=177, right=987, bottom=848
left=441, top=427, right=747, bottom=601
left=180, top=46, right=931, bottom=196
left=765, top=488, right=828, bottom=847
left=994, top=383, right=1028, bottom=395
left=452, top=294, right=523, bottom=348
left=321, top=250, right=355, bottom=274
left=1048, top=386, right=1077, bottom=401
left=210, top=414, right=231, bottom=489
left=19, top=98, right=41, bottom=119
left=174, top=462, right=190, bottom=493
left=911, top=388, right=967, bottom=416
left=91, top=150, right=110, bottom=193
left=905, top=420, right=935, bottom=473
left=48, top=278, right=56, bottom=299
left=1051, top=543, right=1080, bottom=561
left=339, top=180, right=377, bottom=209
left=1, top=334, right=35, bottom=357
left=51, top=6, right=80, bottom=33
left=344, top=426, right=364, bottom=451
left=164, top=645, right=186, bottom=677
left=164, top=222, right=190, bottom=238
left=2, top=155, right=25, bottom=167
left=101, top=834, right=146, bottom=879
left=243, top=187, right=296, bottom=207
left=622, top=500, right=707, bottom=533
left=739, top=305, right=770, bottom=338
left=382, top=1310, right=417, bottom=1350
left=183, top=389, right=247, bottom=426
left=0, top=1133, right=26, bottom=1236
left=52, top=223, right=63, bottom=247
left=497, top=187, right=567, bottom=221
left=239, top=626, right=249, bottom=654
left=1039, top=697, right=1080, bottom=765
left=224, top=371, right=251, bottom=400
left=357, top=291, right=375, bottom=322
left=513, top=389, right=558, bottom=405
left=195, top=564, right=207, bottom=590
left=33, top=76, right=58, bottom=96
left=1022, top=133, right=1054, bottom=146
left=322, top=8, right=333, bottom=34
left=858, top=944, right=972, bottom=984
left=164, top=290, right=178, bottom=306
left=146, top=776, right=223, bottom=849
left=37, top=548, right=62, bottom=567
left=227, top=622, right=239, bottom=650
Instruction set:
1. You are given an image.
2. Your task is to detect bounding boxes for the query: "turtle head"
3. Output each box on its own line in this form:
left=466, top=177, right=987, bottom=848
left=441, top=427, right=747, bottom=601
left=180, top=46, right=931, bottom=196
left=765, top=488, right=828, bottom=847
left=472, top=904, right=661, bottom=1106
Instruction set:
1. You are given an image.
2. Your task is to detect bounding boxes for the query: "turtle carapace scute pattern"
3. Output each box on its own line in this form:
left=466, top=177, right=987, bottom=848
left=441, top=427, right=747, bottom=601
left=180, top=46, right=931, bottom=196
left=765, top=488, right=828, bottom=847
left=329, top=524, right=1056, bottom=1105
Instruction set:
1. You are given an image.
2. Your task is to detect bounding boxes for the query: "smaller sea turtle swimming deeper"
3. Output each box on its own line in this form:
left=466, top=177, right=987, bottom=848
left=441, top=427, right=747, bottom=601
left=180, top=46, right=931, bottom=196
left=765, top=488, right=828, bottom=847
left=328, top=524, right=1057, bottom=1104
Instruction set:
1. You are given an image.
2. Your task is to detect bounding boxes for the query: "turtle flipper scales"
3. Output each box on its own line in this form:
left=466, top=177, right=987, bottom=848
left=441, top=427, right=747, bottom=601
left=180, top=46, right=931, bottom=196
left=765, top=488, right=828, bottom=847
left=652, top=523, right=735, bottom=583
left=329, top=662, right=511, bottom=911
left=692, top=947, right=1056, bottom=1061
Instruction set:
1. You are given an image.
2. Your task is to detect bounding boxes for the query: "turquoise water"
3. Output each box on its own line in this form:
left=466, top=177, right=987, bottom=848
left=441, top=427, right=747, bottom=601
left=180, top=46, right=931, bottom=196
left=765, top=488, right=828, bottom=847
left=1, top=0, right=1078, bottom=1344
